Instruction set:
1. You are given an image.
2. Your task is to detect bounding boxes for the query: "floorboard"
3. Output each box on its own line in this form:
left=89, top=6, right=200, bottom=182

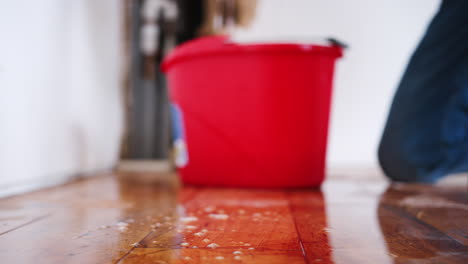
left=0, top=172, right=466, bottom=264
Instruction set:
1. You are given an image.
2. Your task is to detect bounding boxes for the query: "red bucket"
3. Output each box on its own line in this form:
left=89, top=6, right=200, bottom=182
left=162, top=36, right=343, bottom=188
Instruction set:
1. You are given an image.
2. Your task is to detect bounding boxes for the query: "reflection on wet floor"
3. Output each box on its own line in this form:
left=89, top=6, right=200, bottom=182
left=0, top=172, right=466, bottom=264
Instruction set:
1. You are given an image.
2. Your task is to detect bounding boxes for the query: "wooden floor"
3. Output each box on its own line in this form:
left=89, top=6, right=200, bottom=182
left=0, top=172, right=466, bottom=264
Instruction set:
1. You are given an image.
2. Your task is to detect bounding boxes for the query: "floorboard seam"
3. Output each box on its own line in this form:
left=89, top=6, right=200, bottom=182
left=115, top=188, right=201, bottom=263
left=0, top=213, right=51, bottom=236
left=286, top=191, right=311, bottom=264
left=382, top=203, right=466, bottom=247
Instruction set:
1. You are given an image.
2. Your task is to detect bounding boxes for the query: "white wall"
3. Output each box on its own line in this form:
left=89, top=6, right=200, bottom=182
left=234, top=0, right=440, bottom=169
left=0, top=1, right=441, bottom=196
left=0, top=0, right=123, bottom=197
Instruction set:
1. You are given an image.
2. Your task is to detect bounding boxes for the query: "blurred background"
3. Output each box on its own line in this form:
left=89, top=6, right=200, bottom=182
left=0, top=0, right=439, bottom=197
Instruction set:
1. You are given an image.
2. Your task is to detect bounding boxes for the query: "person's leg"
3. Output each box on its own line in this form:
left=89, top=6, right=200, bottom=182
left=378, top=0, right=468, bottom=183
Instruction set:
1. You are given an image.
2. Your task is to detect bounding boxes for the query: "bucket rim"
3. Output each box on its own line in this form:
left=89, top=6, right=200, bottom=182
left=161, top=35, right=343, bottom=72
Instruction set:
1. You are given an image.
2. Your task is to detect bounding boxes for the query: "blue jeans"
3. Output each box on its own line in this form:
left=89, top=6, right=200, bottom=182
left=378, top=0, right=468, bottom=183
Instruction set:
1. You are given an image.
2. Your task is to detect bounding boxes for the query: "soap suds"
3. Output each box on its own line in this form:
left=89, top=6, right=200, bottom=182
left=209, top=214, right=229, bottom=220
left=116, top=222, right=129, bottom=232
left=207, top=243, right=219, bottom=249
left=204, top=206, right=215, bottom=213
left=180, top=216, right=198, bottom=223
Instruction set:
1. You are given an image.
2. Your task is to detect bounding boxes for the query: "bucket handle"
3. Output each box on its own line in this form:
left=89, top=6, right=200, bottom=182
left=326, top=37, right=348, bottom=49
left=225, top=36, right=349, bottom=49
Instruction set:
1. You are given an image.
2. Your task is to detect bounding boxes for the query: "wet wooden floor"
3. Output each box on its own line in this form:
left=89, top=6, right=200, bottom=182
left=0, top=172, right=466, bottom=264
